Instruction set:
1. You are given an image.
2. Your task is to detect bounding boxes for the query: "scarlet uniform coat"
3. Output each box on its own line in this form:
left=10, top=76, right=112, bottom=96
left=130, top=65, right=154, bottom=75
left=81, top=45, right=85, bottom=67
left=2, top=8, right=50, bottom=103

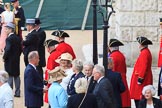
left=110, top=50, right=131, bottom=107
left=130, top=48, right=153, bottom=100
left=44, top=49, right=61, bottom=103
left=158, top=35, right=162, bottom=67
left=56, top=41, right=76, bottom=59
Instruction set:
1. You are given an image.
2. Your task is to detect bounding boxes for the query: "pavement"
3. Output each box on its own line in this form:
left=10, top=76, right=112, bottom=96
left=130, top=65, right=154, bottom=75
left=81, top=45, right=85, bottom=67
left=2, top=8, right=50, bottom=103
left=0, top=30, right=160, bottom=108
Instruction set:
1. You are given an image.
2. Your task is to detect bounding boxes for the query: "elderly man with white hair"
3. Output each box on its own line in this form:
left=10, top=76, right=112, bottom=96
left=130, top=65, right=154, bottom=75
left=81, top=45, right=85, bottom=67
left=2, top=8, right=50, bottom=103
left=92, top=64, right=116, bottom=108
left=0, top=70, right=13, bottom=108
left=138, top=85, right=162, bottom=108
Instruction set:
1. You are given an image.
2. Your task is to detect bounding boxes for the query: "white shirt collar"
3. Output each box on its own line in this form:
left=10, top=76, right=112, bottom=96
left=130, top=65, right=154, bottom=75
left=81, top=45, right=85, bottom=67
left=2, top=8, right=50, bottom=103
left=97, top=76, right=104, bottom=83
left=36, top=27, right=40, bottom=31
left=29, top=63, right=36, bottom=70
left=8, top=33, right=14, bottom=37
left=29, top=29, right=35, bottom=33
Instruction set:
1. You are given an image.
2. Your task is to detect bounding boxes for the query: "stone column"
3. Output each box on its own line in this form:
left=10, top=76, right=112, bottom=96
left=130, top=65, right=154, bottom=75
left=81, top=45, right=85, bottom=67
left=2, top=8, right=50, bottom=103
left=110, top=0, right=161, bottom=66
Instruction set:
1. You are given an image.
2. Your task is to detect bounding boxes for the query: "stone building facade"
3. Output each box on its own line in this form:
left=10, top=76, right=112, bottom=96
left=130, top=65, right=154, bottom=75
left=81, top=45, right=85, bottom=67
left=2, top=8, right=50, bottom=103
left=108, top=0, right=162, bottom=66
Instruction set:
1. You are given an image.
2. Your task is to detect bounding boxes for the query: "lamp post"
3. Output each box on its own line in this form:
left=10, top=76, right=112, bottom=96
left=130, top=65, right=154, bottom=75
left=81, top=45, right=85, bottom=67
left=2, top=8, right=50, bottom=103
left=92, top=0, right=98, bottom=65
left=98, top=0, right=115, bottom=76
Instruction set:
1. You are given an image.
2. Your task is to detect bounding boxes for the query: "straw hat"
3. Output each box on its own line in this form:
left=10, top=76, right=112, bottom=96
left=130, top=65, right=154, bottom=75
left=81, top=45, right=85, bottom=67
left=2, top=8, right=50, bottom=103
left=55, top=53, right=73, bottom=63
left=48, top=67, right=67, bottom=83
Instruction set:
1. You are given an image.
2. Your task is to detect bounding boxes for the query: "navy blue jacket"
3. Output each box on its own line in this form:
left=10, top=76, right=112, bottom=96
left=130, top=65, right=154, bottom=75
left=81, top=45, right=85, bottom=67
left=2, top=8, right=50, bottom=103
left=67, top=93, right=98, bottom=108
left=93, top=77, right=116, bottom=108
left=24, top=64, right=43, bottom=107
left=107, top=69, right=126, bottom=108
left=86, top=76, right=96, bottom=93
left=67, top=72, right=84, bottom=95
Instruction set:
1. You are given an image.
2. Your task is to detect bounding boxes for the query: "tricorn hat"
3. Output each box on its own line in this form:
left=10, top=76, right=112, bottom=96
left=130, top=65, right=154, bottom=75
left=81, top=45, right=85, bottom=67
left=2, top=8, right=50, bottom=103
left=35, top=18, right=41, bottom=25
left=5, top=22, right=15, bottom=29
left=109, top=39, right=124, bottom=47
left=160, top=18, right=162, bottom=25
left=51, top=30, right=70, bottom=38
left=11, top=0, right=18, bottom=3
left=55, top=53, right=73, bottom=63
left=48, top=67, right=67, bottom=83
left=44, top=39, right=59, bottom=47
left=137, top=36, right=152, bottom=45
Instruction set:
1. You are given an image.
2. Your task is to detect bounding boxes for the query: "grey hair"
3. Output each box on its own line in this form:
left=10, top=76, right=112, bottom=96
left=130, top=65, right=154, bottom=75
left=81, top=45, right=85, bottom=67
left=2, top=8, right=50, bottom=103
left=0, top=70, right=9, bottom=83
left=28, top=51, right=38, bottom=62
left=72, top=59, right=83, bottom=72
left=74, top=77, right=88, bottom=93
left=83, top=61, right=94, bottom=68
left=109, top=46, right=119, bottom=52
left=94, top=64, right=105, bottom=76
left=142, top=85, right=156, bottom=96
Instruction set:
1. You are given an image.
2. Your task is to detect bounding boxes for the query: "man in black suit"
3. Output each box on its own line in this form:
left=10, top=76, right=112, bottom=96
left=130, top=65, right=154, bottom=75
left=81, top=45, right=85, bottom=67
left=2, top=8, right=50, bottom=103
left=3, top=22, right=22, bottom=97
left=24, top=51, right=47, bottom=108
left=34, top=18, right=46, bottom=80
left=83, top=61, right=96, bottom=93
left=22, top=19, right=38, bottom=66
left=107, top=57, right=126, bottom=108
left=92, top=64, right=116, bottom=108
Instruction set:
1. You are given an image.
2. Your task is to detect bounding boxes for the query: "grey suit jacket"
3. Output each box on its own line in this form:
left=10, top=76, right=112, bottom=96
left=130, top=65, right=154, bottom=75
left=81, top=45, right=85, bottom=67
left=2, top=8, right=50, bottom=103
left=93, top=77, right=116, bottom=108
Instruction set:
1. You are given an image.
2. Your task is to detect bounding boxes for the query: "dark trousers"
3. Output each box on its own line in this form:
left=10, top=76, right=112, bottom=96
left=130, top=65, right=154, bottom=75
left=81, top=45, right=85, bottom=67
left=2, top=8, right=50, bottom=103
left=135, top=100, right=140, bottom=108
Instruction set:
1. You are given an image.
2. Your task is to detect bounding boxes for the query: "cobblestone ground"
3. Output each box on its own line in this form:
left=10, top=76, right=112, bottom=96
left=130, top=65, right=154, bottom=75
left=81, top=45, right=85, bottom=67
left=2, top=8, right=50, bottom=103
left=0, top=30, right=160, bottom=108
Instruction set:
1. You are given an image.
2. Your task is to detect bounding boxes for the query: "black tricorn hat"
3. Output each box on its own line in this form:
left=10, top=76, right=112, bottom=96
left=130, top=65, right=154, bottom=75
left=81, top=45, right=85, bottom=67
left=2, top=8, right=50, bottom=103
left=136, top=36, right=152, bottom=45
left=11, top=0, right=18, bottom=3
left=109, top=39, right=124, bottom=47
left=160, top=18, right=162, bottom=25
left=51, top=30, right=70, bottom=38
left=44, top=39, right=59, bottom=47
left=35, top=18, right=41, bottom=25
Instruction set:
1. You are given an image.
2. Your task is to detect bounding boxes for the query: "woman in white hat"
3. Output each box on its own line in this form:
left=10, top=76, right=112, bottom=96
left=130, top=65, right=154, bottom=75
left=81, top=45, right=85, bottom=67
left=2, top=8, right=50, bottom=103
left=138, top=85, right=162, bottom=108
left=48, top=66, right=68, bottom=108
left=56, top=52, right=74, bottom=91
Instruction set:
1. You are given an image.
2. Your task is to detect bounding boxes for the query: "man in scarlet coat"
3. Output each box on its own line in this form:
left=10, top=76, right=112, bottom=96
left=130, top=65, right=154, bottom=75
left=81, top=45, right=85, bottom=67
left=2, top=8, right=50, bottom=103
left=109, top=38, right=131, bottom=108
left=130, top=36, right=153, bottom=108
left=158, top=18, right=162, bottom=100
left=51, top=30, right=76, bottom=60
left=44, top=39, right=61, bottom=105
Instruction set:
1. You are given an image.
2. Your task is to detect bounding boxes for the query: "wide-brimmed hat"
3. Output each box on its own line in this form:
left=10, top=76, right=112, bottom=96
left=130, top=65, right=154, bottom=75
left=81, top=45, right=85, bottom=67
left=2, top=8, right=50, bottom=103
left=109, top=39, right=124, bottom=47
left=5, top=22, right=15, bottom=29
left=137, top=36, right=152, bottom=45
left=48, top=67, right=67, bottom=83
left=55, top=53, right=73, bottom=63
left=51, top=30, right=70, bottom=38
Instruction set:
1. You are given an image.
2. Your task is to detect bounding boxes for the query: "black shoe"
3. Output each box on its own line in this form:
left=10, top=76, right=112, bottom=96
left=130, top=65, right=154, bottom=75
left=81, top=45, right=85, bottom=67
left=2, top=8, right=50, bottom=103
left=14, top=95, right=20, bottom=97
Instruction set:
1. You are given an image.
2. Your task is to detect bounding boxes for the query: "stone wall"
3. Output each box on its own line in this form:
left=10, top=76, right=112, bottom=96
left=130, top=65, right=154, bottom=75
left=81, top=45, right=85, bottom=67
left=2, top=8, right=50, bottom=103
left=109, top=0, right=162, bottom=66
